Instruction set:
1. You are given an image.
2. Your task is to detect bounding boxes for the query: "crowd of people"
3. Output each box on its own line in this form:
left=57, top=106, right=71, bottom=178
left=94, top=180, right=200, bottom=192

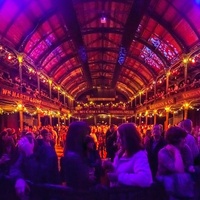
left=0, top=120, right=200, bottom=199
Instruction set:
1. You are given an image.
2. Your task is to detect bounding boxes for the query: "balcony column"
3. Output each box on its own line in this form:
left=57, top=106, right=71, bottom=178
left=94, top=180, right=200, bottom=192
left=139, top=114, right=142, bottom=125
left=37, top=72, right=41, bottom=95
left=145, top=90, right=148, bottom=104
left=49, top=114, right=52, bottom=126
left=68, top=114, right=71, bottom=125
left=109, top=115, right=112, bottom=125
left=131, top=99, right=133, bottom=108
left=49, top=80, right=52, bottom=99
left=166, top=70, right=170, bottom=95
left=18, top=104, right=24, bottom=132
left=145, top=115, right=148, bottom=125
left=17, top=54, right=23, bottom=94
left=94, top=115, right=97, bottom=125
left=135, top=114, right=137, bottom=124
left=165, top=107, right=170, bottom=131
left=57, top=87, right=60, bottom=101
left=183, top=58, right=188, bottom=92
left=37, top=112, right=41, bottom=127
left=139, top=92, right=142, bottom=105
left=19, top=66, right=23, bottom=93
left=63, top=115, right=66, bottom=126
left=58, top=114, right=60, bottom=126
left=165, top=112, right=169, bottom=131
left=183, top=103, right=189, bottom=120
left=68, top=98, right=74, bottom=109
left=63, top=93, right=66, bottom=105
left=124, top=116, right=127, bottom=123
left=70, top=99, right=74, bottom=110
left=153, top=110, right=157, bottom=124
left=153, top=81, right=157, bottom=102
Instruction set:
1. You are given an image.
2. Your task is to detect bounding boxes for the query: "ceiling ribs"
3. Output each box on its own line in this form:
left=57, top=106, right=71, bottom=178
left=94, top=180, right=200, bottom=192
left=58, top=0, right=92, bottom=87
left=147, top=9, right=189, bottom=53
left=87, top=47, right=158, bottom=77
left=17, top=9, right=56, bottom=52
left=119, top=73, right=141, bottom=91
left=58, top=64, right=82, bottom=84
left=118, top=81, right=136, bottom=94
left=64, top=78, right=86, bottom=92
left=89, top=60, right=149, bottom=85
left=84, top=34, right=169, bottom=66
left=48, top=53, right=78, bottom=77
left=37, top=36, right=71, bottom=66
left=111, top=0, right=152, bottom=88
left=68, top=81, right=86, bottom=93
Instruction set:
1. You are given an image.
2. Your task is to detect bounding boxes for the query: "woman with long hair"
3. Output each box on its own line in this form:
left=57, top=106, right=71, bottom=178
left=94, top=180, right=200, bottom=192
left=105, top=123, right=153, bottom=187
left=60, top=121, right=96, bottom=190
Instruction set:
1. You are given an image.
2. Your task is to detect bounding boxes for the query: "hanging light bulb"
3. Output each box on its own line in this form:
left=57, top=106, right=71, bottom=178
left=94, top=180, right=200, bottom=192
left=100, top=15, right=107, bottom=24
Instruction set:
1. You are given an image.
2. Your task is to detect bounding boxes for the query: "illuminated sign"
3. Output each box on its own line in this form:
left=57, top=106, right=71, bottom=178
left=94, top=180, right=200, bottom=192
left=87, top=97, right=115, bottom=101
left=1, top=89, right=41, bottom=104
left=0, top=88, right=60, bottom=110
left=73, top=109, right=134, bottom=115
left=149, top=98, right=174, bottom=110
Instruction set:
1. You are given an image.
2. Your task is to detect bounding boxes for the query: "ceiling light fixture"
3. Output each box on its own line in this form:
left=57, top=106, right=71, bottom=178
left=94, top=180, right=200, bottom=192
left=100, top=16, right=107, bottom=24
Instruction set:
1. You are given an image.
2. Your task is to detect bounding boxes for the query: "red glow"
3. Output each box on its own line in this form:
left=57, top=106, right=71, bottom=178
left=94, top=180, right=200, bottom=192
left=7, top=55, right=12, bottom=60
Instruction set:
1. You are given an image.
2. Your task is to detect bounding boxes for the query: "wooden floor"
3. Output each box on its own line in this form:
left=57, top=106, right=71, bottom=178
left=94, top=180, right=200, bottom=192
left=55, top=145, right=64, bottom=170
left=55, top=145, right=64, bottom=158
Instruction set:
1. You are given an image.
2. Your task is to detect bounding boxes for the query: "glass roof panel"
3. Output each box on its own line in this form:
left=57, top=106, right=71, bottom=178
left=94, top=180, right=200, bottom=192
left=140, top=47, right=164, bottom=71
left=24, top=15, right=64, bottom=56
left=41, top=40, right=75, bottom=70
left=149, top=35, right=179, bottom=64
left=24, top=32, right=41, bottom=53
left=30, top=40, right=48, bottom=59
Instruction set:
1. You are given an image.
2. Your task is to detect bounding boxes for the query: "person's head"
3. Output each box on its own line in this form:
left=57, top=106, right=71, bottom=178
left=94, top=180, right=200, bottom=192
left=152, top=124, right=162, bottom=141
left=84, top=135, right=95, bottom=150
left=0, top=130, right=8, bottom=140
left=6, top=128, right=13, bottom=136
left=90, top=126, right=97, bottom=133
left=41, top=128, right=51, bottom=142
left=110, top=124, right=117, bottom=133
left=181, top=119, right=193, bottom=133
left=24, top=124, right=29, bottom=131
left=178, top=120, right=184, bottom=129
left=146, top=129, right=151, bottom=137
left=165, top=126, right=187, bottom=148
left=65, top=121, right=91, bottom=156
left=18, top=133, right=36, bottom=155
left=117, top=123, right=143, bottom=157
left=2, top=136, right=15, bottom=154
left=29, top=126, right=33, bottom=132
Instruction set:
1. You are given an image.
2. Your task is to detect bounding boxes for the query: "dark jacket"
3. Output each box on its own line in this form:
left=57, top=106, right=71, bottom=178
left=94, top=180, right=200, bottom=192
left=60, top=151, right=92, bottom=190
left=146, top=137, right=166, bottom=178
left=10, top=140, right=59, bottom=184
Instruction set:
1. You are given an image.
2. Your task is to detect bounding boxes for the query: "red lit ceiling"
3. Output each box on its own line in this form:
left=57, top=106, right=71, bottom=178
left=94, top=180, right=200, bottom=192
left=0, top=0, right=200, bottom=100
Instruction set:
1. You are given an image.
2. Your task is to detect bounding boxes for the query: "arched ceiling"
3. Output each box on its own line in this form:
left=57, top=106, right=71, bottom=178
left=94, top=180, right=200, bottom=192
left=0, top=0, right=200, bottom=101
